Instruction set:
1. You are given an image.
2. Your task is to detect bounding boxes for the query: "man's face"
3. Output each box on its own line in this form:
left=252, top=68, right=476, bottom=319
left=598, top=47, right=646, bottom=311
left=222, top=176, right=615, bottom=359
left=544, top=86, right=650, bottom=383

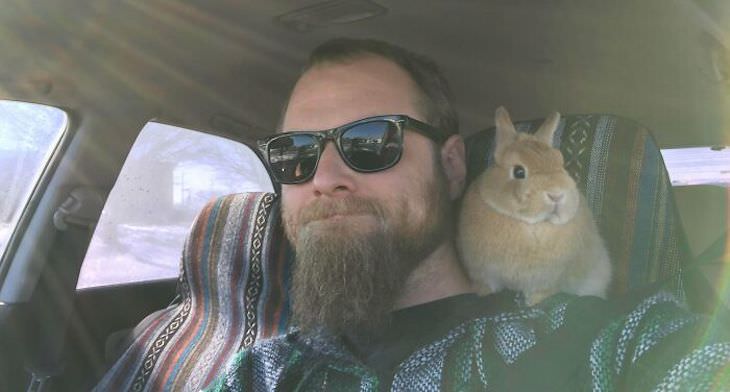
left=280, top=55, right=453, bottom=334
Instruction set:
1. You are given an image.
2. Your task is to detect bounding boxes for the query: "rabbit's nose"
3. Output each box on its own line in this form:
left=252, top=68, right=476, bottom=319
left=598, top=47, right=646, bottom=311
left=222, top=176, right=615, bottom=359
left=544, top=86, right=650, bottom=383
left=547, top=192, right=565, bottom=203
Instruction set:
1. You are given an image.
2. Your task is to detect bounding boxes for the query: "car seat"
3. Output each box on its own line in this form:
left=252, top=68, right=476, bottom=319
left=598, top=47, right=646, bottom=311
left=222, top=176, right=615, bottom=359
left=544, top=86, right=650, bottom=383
left=93, top=193, right=293, bottom=391
left=94, top=113, right=691, bottom=391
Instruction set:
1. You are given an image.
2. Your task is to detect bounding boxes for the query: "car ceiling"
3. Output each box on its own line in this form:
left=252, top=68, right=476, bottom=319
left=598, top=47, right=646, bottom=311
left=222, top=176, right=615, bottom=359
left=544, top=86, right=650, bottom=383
left=0, top=0, right=728, bottom=188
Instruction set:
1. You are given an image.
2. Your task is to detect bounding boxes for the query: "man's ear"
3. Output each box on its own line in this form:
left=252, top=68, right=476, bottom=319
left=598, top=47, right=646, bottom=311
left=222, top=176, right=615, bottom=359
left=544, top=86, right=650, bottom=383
left=439, top=134, right=467, bottom=200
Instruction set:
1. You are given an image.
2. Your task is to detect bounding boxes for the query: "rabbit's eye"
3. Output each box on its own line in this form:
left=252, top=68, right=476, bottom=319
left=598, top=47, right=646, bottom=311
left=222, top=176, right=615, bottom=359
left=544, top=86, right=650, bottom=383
left=512, top=165, right=526, bottom=179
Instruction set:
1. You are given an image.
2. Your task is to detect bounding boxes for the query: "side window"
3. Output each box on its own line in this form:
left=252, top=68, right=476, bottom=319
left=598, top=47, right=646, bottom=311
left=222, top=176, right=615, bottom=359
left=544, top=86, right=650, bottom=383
left=661, top=146, right=730, bottom=186
left=76, top=122, right=273, bottom=290
left=661, top=146, right=730, bottom=262
left=0, top=101, right=67, bottom=258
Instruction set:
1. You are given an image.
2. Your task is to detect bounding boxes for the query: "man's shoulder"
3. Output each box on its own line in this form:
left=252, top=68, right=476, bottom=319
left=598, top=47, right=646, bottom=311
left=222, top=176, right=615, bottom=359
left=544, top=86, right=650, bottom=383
left=248, top=331, right=303, bottom=357
left=245, top=329, right=350, bottom=361
left=452, top=287, right=687, bottom=330
left=219, top=333, right=304, bottom=373
left=434, top=288, right=699, bottom=371
left=205, top=333, right=304, bottom=391
left=541, top=287, right=686, bottom=320
left=433, top=288, right=721, bottom=391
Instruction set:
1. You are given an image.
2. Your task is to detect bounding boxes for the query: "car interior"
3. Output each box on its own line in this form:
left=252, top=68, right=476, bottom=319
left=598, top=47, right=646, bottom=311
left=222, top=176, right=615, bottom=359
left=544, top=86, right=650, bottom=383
left=0, top=1, right=728, bottom=391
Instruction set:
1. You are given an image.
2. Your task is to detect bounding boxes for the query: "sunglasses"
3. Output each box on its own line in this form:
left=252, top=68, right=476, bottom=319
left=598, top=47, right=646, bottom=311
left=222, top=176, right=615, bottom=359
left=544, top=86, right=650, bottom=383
left=257, top=115, right=448, bottom=184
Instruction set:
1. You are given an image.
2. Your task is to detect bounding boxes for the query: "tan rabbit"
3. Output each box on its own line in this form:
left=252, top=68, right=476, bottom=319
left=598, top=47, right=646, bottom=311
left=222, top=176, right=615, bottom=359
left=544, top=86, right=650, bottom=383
left=459, top=107, right=611, bottom=306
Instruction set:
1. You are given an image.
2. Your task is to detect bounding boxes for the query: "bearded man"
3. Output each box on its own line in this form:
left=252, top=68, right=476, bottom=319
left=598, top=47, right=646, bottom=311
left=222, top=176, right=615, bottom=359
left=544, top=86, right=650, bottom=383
left=208, top=38, right=730, bottom=391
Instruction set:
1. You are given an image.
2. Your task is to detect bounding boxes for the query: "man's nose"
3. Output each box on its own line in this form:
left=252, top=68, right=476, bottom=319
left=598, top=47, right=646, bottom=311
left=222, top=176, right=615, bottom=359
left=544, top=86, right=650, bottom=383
left=311, top=142, right=356, bottom=196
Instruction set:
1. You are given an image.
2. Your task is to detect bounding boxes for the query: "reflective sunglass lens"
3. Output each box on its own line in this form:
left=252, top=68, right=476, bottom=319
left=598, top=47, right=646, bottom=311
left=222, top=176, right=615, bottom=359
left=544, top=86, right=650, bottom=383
left=268, top=134, right=319, bottom=183
left=264, top=118, right=405, bottom=183
left=341, top=121, right=401, bottom=171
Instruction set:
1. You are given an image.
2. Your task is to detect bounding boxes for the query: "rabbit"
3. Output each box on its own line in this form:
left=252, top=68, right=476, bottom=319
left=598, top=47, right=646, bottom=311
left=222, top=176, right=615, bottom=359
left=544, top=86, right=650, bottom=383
left=458, top=107, right=612, bottom=306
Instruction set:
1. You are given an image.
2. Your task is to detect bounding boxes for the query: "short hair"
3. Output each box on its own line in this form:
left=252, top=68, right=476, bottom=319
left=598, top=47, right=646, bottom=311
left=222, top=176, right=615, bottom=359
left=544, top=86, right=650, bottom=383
left=285, top=38, right=459, bottom=136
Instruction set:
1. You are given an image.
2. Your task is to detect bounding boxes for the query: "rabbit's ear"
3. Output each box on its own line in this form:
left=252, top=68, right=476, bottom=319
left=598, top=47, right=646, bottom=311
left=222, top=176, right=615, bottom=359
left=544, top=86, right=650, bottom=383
left=535, top=112, right=561, bottom=146
left=494, top=106, right=517, bottom=158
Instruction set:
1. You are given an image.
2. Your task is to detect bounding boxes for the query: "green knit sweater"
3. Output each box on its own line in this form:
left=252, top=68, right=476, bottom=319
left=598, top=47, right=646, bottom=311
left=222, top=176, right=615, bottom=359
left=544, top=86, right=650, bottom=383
left=207, top=290, right=730, bottom=391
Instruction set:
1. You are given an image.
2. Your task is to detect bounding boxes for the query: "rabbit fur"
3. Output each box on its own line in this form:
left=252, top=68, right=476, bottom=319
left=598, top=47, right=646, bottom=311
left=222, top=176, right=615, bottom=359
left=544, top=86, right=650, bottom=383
left=458, top=107, right=612, bottom=306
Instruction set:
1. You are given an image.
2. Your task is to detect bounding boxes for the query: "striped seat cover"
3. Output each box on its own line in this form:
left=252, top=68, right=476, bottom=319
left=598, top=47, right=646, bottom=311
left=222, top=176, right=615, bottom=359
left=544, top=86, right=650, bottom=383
left=95, top=114, right=689, bottom=391
left=93, top=193, right=292, bottom=392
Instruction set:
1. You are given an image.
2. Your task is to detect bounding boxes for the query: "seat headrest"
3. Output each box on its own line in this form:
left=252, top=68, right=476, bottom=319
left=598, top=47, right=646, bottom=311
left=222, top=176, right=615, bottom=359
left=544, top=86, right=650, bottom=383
left=94, top=192, right=293, bottom=391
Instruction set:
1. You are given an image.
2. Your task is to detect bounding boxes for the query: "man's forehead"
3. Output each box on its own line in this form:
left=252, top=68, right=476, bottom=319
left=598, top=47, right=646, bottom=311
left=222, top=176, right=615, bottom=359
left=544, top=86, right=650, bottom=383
left=281, top=56, right=425, bottom=132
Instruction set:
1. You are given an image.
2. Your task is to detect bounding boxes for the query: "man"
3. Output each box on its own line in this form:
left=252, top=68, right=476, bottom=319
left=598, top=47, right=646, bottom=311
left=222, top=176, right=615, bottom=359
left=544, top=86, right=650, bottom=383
left=208, top=38, right=729, bottom=391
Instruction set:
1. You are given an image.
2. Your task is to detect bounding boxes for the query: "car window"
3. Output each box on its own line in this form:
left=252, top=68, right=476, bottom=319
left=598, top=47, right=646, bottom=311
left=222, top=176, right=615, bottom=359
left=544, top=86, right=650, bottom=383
left=662, top=146, right=729, bottom=262
left=0, top=101, right=68, bottom=258
left=661, top=146, right=730, bottom=186
left=76, top=122, right=273, bottom=290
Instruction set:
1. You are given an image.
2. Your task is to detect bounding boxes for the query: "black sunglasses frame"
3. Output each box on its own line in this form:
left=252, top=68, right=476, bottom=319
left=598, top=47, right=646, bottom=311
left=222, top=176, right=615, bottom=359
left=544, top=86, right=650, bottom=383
left=257, top=115, right=449, bottom=184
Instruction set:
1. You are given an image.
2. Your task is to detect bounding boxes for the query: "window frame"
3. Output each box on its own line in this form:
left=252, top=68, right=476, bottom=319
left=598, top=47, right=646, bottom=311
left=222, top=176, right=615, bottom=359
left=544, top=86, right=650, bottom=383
left=0, top=101, right=75, bottom=285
